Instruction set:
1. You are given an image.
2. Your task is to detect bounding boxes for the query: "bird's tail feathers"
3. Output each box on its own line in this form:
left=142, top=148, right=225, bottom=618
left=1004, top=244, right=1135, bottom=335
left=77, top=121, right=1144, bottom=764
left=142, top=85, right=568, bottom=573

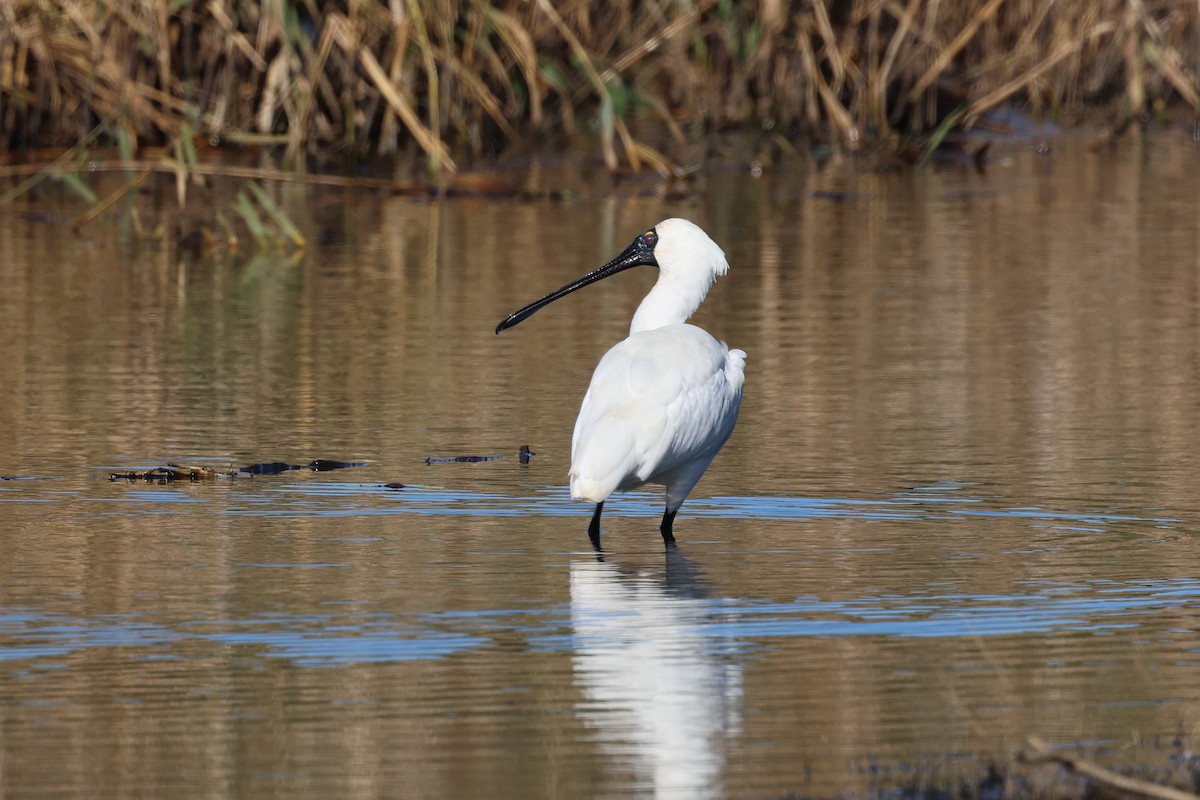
left=570, top=476, right=614, bottom=505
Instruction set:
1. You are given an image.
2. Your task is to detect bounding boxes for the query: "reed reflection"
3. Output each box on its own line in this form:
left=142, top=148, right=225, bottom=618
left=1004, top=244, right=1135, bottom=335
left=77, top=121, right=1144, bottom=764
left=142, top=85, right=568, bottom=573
left=569, top=549, right=742, bottom=799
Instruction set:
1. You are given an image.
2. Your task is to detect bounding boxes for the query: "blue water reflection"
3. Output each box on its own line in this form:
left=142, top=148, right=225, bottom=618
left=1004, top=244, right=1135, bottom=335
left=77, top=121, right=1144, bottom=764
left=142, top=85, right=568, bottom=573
left=210, top=481, right=1184, bottom=530
left=2, top=576, right=1195, bottom=666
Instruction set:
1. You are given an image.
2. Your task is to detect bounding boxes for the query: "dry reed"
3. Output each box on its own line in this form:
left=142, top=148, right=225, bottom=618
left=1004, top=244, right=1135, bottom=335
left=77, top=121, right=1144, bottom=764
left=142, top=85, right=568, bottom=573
left=0, top=0, right=1198, bottom=174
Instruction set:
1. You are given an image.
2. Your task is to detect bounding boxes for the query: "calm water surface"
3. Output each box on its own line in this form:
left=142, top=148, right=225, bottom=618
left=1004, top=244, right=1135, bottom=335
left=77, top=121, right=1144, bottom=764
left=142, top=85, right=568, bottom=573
left=2, top=132, right=1200, bottom=798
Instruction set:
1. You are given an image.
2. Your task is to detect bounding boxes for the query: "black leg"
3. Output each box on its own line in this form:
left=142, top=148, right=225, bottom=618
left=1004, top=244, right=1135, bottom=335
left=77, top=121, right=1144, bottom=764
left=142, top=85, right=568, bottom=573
left=660, top=508, right=677, bottom=547
left=588, top=502, right=604, bottom=547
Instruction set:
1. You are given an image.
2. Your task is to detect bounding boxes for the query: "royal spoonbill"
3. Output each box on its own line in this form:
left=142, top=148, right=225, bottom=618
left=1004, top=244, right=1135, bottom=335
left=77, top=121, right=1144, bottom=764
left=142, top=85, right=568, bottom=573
left=496, top=218, right=746, bottom=546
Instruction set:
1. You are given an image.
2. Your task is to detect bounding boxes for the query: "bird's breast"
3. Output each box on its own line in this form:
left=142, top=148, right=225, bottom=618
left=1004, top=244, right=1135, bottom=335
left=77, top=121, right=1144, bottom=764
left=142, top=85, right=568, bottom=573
left=571, top=325, right=745, bottom=479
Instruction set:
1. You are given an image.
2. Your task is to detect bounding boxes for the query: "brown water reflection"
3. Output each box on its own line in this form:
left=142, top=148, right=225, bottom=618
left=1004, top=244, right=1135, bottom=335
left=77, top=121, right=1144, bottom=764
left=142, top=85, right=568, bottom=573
left=2, top=131, right=1200, bottom=798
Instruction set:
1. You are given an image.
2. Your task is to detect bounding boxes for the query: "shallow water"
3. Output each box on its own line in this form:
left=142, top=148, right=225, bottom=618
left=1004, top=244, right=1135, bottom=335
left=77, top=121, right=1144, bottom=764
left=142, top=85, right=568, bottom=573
left=2, top=131, right=1200, bottom=798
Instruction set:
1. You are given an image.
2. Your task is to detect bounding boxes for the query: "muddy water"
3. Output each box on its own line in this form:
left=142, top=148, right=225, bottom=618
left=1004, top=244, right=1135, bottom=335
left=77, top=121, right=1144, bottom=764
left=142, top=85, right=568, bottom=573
left=2, top=131, right=1200, bottom=798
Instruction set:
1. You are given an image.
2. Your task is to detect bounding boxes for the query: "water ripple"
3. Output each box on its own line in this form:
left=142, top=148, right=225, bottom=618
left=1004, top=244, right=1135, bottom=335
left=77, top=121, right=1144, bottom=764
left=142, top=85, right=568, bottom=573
left=4, top=577, right=1193, bottom=667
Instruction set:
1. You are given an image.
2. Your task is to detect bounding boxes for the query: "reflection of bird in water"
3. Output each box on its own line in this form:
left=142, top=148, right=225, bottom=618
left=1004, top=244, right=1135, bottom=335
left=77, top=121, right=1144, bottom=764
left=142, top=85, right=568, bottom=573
left=497, top=219, right=745, bottom=547
left=569, top=549, right=742, bottom=798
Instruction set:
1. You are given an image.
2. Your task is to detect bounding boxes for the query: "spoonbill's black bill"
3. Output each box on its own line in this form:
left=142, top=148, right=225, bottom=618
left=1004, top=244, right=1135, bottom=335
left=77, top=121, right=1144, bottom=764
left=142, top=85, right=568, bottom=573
left=497, top=219, right=745, bottom=548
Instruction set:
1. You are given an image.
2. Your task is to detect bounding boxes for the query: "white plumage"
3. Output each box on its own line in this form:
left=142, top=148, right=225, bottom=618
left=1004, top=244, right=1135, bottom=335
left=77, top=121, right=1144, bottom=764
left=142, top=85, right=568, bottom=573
left=497, top=218, right=746, bottom=546
left=570, top=324, right=745, bottom=509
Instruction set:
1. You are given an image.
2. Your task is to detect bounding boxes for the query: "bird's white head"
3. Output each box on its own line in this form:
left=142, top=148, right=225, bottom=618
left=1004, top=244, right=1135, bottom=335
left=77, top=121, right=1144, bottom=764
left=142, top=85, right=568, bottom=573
left=495, top=217, right=730, bottom=337
left=629, top=218, right=729, bottom=334
left=651, top=218, right=729, bottom=279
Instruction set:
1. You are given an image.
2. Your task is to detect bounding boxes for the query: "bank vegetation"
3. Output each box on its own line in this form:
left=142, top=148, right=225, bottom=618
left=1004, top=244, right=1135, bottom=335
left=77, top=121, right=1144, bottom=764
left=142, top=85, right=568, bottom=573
left=1, top=0, right=1198, bottom=176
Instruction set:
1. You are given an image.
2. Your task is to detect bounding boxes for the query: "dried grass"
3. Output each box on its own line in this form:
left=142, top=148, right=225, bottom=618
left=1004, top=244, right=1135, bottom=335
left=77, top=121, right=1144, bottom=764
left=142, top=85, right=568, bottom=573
left=0, top=0, right=1198, bottom=172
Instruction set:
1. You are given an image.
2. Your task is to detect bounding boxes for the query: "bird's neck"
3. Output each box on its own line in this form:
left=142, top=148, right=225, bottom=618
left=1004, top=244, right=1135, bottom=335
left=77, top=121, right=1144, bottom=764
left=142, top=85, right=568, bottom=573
left=629, top=273, right=711, bottom=335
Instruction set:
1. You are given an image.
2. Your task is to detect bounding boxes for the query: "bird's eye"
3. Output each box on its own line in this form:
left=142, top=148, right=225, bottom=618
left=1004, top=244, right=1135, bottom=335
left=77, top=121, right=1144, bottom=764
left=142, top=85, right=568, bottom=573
left=644, top=229, right=658, bottom=246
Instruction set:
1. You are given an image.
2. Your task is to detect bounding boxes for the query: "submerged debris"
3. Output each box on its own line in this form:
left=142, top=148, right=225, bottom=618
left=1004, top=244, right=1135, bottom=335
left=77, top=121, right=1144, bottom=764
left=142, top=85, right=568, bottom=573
left=238, top=461, right=294, bottom=475
left=1020, top=736, right=1200, bottom=800
left=306, top=459, right=366, bottom=471
left=109, top=459, right=368, bottom=481
left=108, top=464, right=231, bottom=482
left=424, top=445, right=534, bottom=465
left=237, top=459, right=367, bottom=474
left=784, top=736, right=1200, bottom=800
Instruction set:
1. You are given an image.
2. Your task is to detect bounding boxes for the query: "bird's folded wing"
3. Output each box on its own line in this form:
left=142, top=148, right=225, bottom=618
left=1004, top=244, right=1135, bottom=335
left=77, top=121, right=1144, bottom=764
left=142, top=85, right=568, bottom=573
left=571, top=327, right=741, bottom=490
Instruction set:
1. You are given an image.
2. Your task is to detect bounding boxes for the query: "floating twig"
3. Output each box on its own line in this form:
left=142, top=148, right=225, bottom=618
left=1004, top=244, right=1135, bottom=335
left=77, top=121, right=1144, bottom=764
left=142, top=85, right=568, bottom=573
left=1021, top=736, right=1200, bottom=800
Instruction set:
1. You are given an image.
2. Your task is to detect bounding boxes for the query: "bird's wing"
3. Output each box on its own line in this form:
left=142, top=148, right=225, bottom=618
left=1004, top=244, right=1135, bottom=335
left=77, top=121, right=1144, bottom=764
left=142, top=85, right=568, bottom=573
left=570, top=326, right=743, bottom=500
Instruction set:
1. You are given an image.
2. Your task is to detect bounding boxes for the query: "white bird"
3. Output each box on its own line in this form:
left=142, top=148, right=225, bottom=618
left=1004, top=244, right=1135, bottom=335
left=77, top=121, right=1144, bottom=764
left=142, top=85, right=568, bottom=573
left=496, top=218, right=746, bottom=547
